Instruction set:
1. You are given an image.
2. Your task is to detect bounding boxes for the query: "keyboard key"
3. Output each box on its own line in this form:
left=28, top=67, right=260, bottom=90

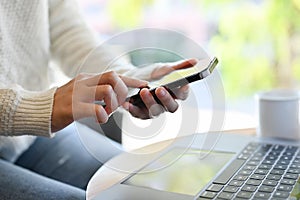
left=246, top=179, right=262, bottom=186
left=247, top=142, right=260, bottom=149
left=263, top=179, right=278, bottom=187
left=269, top=151, right=281, bottom=157
left=273, top=164, right=288, bottom=170
left=251, top=156, right=262, bottom=161
left=251, top=174, right=265, bottom=180
left=213, top=159, right=245, bottom=185
left=233, top=175, right=248, bottom=181
left=217, top=192, right=234, bottom=200
left=223, top=186, right=239, bottom=193
left=238, top=154, right=250, bottom=160
left=286, top=146, right=298, bottom=153
left=284, top=173, right=299, bottom=180
left=266, top=174, right=281, bottom=181
left=243, top=165, right=256, bottom=171
left=262, top=144, right=272, bottom=150
left=258, top=164, right=272, bottom=170
left=207, top=184, right=223, bottom=192
left=272, top=145, right=285, bottom=152
left=247, top=160, right=260, bottom=166
left=254, top=152, right=264, bottom=157
left=265, top=155, right=278, bottom=160
left=236, top=191, right=253, bottom=199
left=200, top=191, right=217, bottom=199
left=239, top=170, right=252, bottom=176
left=287, top=168, right=300, bottom=174
left=293, top=159, right=300, bottom=163
left=228, top=180, right=243, bottom=187
left=241, top=185, right=257, bottom=192
left=281, top=155, right=293, bottom=160
left=281, top=179, right=296, bottom=185
left=242, top=149, right=254, bottom=154
left=270, top=169, right=284, bottom=175
left=277, top=160, right=290, bottom=165
left=273, top=191, right=290, bottom=198
left=254, top=192, right=271, bottom=199
left=290, top=163, right=300, bottom=169
left=262, top=159, right=275, bottom=165
left=283, top=151, right=294, bottom=156
left=277, top=184, right=293, bottom=192
left=258, top=185, right=274, bottom=193
left=255, top=169, right=268, bottom=175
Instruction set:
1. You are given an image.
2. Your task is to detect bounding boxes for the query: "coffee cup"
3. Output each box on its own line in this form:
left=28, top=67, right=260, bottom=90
left=256, top=89, right=300, bottom=140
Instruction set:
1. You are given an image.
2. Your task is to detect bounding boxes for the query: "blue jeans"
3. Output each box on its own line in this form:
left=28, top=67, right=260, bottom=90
left=0, top=123, right=123, bottom=200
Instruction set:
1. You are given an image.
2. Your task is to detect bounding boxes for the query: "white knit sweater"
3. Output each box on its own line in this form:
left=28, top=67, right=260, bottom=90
left=0, top=0, right=156, bottom=161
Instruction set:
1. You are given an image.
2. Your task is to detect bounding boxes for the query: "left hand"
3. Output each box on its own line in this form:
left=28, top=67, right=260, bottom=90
left=123, top=58, right=197, bottom=119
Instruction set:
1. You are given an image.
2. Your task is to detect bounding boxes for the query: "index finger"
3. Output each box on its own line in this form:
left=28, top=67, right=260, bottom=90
left=171, top=58, right=197, bottom=70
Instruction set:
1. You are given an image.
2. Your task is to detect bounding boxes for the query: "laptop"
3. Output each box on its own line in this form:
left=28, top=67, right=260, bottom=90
left=90, top=131, right=300, bottom=200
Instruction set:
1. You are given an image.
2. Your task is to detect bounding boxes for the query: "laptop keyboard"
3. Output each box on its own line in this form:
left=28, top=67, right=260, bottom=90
left=198, top=142, right=300, bottom=200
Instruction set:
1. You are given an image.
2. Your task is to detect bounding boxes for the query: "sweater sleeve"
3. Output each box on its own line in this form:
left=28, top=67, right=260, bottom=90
left=48, top=0, right=158, bottom=81
left=0, top=85, right=57, bottom=137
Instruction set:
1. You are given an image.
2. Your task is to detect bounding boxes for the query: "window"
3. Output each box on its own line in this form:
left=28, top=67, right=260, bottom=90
left=77, top=0, right=300, bottom=148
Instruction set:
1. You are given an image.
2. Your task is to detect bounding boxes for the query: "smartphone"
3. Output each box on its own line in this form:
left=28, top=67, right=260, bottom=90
left=127, top=57, right=218, bottom=107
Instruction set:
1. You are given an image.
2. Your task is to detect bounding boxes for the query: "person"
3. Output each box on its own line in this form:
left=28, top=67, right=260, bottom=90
left=0, top=0, right=196, bottom=199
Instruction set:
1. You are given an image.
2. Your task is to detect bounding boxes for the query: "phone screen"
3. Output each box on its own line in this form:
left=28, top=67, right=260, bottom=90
left=127, top=57, right=218, bottom=106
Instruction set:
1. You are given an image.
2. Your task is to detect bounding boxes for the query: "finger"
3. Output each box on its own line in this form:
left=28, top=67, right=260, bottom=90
left=85, top=72, right=128, bottom=104
left=171, top=58, right=197, bottom=70
left=101, top=86, right=118, bottom=115
left=155, top=87, right=179, bottom=113
left=83, top=71, right=117, bottom=86
left=140, top=88, right=165, bottom=117
left=151, top=59, right=198, bottom=80
left=90, top=85, right=118, bottom=114
left=120, top=76, right=148, bottom=88
left=75, top=103, right=109, bottom=123
left=172, top=85, right=190, bottom=100
left=127, top=103, right=150, bottom=119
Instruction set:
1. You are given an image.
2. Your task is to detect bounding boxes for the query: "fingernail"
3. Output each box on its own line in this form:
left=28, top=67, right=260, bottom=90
left=182, top=86, right=189, bottom=94
left=159, top=88, right=166, bottom=96
left=184, top=88, right=189, bottom=94
left=98, top=107, right=108, bottom=123
left=141, top=88, right=149, bottom=94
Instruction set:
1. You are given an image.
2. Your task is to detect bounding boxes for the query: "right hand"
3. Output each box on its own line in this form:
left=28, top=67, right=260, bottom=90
left=51, top=71, right=148, bottom=133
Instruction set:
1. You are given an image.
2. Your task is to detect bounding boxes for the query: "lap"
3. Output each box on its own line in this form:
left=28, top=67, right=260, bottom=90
left=0, top=159, right=85, bottom=200
left=15, top=123, right=123, bottom=189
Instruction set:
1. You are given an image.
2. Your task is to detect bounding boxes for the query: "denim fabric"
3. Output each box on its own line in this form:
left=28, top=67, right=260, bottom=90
left=0, top=159, right=85, bottom=200
left=0, top=123, right=123, bottom=199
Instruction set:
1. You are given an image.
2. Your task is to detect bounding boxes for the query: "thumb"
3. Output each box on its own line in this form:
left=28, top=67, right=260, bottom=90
left=151, top=58, right=198, bottom=80
left=171, top=58, right=198, bottom=70
left=120, top=76, right=148, bottom=88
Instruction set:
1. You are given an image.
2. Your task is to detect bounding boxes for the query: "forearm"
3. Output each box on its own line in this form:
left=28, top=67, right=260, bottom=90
left=0, top=86, right=57, bottom=137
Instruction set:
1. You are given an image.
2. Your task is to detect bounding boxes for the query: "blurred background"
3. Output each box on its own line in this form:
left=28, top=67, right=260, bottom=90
left=76, top=0, right=300, bottom=145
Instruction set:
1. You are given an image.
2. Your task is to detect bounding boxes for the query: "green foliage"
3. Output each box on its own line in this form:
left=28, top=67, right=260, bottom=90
left=107, top=0, right=300, bottom=98
left=107, top=0, right=153, bottom=28
left=207, top=0, right=300, bottom=98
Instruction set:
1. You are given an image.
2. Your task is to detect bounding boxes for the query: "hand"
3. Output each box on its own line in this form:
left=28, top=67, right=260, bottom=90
left=51, top=71, right=147, bottom=132
left=124, top=58, right=197, bottom=119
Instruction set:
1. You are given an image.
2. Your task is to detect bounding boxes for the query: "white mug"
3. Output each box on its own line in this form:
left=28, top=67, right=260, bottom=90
left=256, top=89, right=300, bottom=140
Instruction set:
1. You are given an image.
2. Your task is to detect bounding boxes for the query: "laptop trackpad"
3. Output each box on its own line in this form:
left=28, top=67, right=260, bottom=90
left=123, top=148, right=235, bottom=196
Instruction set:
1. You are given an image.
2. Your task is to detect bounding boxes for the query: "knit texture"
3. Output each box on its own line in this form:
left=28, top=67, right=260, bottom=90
left=0, top=87, right=56, bottom=137
left=0, top=0, right=156, bottom=160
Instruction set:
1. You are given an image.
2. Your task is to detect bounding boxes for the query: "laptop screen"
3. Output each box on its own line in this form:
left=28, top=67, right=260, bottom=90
left=123, top=148, right=235, bottom=196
